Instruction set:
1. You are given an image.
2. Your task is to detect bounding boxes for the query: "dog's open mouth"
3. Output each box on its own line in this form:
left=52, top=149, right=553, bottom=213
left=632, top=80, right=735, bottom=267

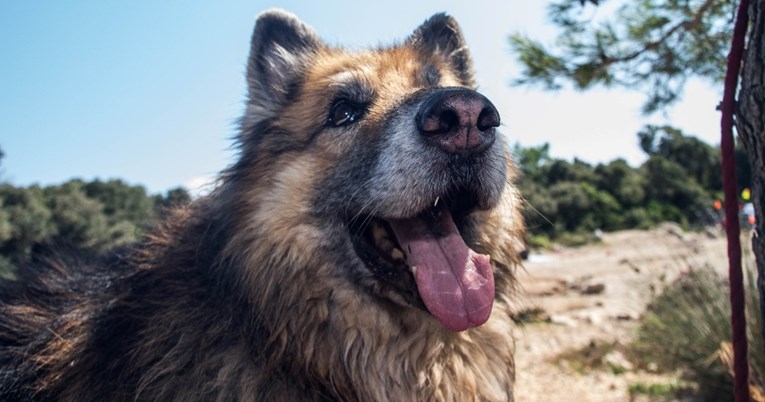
left=349, top=190, right=494, bottom=332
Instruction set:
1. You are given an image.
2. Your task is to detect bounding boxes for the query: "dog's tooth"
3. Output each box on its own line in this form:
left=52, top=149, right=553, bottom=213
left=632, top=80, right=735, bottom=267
left=434, top=196, right=440, bottom=207
left=391, top=248, right=404, bottom=262
left=379, top=238, right=395, bottom=253
left=371, top=222, right=387, bottom=243
left=410, top=266, right=417, bottom=275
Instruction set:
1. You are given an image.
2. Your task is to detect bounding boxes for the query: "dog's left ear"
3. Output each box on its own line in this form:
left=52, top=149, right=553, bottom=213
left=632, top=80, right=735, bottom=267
left=245, top=9, right=322, bottom=123
left=408, top=14, right=476, bottom=88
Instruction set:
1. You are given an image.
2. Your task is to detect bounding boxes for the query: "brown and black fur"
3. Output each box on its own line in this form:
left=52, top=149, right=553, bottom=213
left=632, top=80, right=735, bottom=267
left=0, top=9, right=524, bottom=401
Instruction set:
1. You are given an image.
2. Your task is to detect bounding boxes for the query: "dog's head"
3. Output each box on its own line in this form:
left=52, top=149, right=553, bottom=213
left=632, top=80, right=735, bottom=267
left=227, top=9, right=523, bottom=332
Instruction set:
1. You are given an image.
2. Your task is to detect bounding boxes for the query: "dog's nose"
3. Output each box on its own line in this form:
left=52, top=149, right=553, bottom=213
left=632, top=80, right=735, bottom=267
left=416, top=88, right=500, bottom=155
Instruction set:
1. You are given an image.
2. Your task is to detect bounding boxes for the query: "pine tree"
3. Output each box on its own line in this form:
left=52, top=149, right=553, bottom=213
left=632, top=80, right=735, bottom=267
left=511, top=0, right=765, bottom=349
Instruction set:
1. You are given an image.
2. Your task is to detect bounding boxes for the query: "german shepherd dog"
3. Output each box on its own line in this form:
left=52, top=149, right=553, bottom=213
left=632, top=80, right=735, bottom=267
left=0, top=9, right=524, bottom=401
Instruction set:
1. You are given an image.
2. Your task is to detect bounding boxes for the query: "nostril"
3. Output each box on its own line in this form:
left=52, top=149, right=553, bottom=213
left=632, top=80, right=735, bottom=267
left=439, top=110, right=459, bottom=133
left=417, top=109, right=460, bottom=134
left=476, top=107, right=500, bottom=132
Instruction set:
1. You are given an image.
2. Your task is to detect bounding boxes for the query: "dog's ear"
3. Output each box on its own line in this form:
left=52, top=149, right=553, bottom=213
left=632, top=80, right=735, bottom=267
left=408, top=13, right=476, bottom=88
left=246, top=9, right=322, bottom=121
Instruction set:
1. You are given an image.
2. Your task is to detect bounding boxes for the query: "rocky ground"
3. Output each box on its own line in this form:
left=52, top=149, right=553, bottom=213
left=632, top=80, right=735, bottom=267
left=512, top=225, right=733, bottom=402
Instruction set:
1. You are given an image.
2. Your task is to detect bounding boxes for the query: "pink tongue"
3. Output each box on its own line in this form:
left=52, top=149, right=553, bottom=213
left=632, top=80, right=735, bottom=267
left=388, top=203, right=494, bottom=332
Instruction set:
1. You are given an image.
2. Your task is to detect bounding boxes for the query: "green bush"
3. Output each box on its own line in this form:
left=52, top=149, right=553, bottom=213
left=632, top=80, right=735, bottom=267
left=628, top=381, right=690, bottom=399
left=556, top=231, right=597, bottom=248
left=632, top=252, right=763, bottom=401
left=526, top=233, right=552, bottom=249
left=0, top=179, right=191, bottom=276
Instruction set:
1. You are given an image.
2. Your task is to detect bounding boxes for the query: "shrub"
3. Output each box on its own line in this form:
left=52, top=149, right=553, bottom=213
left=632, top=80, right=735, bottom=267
left=632, top=249, right=763, bottom=401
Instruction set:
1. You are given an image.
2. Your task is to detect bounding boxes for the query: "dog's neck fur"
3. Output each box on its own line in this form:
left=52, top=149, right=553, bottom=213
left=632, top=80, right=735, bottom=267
left=189, top=179, right=518, bottom=401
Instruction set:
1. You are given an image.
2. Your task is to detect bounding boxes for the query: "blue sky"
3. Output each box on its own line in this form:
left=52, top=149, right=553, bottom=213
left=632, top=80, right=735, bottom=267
left=0, top=1, right=722, bottom=195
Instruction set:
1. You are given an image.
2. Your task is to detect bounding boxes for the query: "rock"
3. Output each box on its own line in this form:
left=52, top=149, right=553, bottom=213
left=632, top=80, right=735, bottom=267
left=584, top=312, right=604, bottom=325
left=619, top=257, right=641, bottom=273
left=704, top=227, right=720, bottom=239
left=658, top=222, right=685, bottom=239
left=581, top=283, right=606, bottom=295
left=550, top=314, right=578, bottom=327
left=615, top=312, right=635, bottom=321
left=603, top=350, right=633, bottom=371
left=511, top=307, right=550, bottom=324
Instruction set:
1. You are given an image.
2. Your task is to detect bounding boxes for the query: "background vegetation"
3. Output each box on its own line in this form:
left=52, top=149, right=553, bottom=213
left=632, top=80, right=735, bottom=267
left=0, top=147, right=190, bottom=276
left=515, top=124, right=752, bottom=248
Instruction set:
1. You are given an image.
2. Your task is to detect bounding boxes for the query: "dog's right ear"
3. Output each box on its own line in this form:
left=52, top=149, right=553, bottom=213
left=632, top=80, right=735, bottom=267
left=408, top=13, right=476, bottom=88
left=246, top=9, right=322, bottom=122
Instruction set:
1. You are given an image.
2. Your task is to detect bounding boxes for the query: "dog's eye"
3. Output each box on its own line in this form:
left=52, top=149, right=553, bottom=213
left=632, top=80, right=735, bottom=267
left=327, top=100, right=364, bottom=127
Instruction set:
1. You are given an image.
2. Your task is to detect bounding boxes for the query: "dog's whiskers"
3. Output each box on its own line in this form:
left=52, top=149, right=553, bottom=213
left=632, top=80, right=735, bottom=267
left=345, top=177, right=377, bottom=225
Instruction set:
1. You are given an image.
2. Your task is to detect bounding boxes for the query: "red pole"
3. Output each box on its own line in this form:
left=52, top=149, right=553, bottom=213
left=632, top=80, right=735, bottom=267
left=720, top=0, right=750, bottom=401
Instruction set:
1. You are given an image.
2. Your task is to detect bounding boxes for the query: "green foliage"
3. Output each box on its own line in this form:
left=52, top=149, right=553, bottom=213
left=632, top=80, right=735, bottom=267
left=45, top=181, right=111, bottom=251
left=510, top=0, right=736, bottom=113
left=512, top=143, right=552, bottom=182
left=554, top=340, right=626, bottom=375
left=526, top=233, right=553, bottom=249
left=83, top=179, right=156, bottom=225
left=508, top=35, right=569, bottom=90
left=154, top=186, right=193, bottom=212
left=639, top=125, right=723, bottom=190
left=628, top=381, right=690, bottom=399
left=556, top=231, right=598, bottom=247
left=0, top=185, right=56, bottom=273
left=594, top=158, right=646, bottom=207
left=516, top=125, right=742, bottom=246
left=0, top=177, right=191, bottom=276
left=642, top=156, right=709, bottom=224
left=632, top=258, right=764, bottom=401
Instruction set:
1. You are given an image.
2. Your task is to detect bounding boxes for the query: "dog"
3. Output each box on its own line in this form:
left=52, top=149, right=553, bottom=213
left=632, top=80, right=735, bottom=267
left=0, top=9, right=524, bottom=401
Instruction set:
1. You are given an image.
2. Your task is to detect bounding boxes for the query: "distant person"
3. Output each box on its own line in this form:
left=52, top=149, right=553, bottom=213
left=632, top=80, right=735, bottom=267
left=743, top=202, right=756, bottom=228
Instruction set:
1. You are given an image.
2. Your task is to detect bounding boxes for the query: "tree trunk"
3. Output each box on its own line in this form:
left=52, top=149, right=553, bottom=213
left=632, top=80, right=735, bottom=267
left=737, top=0, right=765, bottom=349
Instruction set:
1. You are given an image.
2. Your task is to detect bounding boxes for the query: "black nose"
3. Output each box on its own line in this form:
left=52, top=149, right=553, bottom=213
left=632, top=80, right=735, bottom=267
left=416, top=88, right=500, bottom=155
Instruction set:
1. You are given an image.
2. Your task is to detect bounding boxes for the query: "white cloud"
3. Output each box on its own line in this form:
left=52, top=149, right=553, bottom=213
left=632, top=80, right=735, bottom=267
left=183, top=174, right=216, bottom=198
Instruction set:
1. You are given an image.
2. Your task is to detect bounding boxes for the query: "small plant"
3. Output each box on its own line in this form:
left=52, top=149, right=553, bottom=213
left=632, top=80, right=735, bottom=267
left=631, top=247, right=764, bottom=401
left=511, top=307, right=550, bottom=324
left=554, top=340, right=626, bottom=375
left=556, top=231, right=599, bottom=248
left=526, top=233, right=552, bottom=249
left=628, top=381, right=691, bottom=400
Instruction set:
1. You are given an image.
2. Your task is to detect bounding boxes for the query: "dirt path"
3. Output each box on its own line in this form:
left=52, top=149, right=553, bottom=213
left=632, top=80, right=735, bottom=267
left=513, top=226, right=729, bottom=401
